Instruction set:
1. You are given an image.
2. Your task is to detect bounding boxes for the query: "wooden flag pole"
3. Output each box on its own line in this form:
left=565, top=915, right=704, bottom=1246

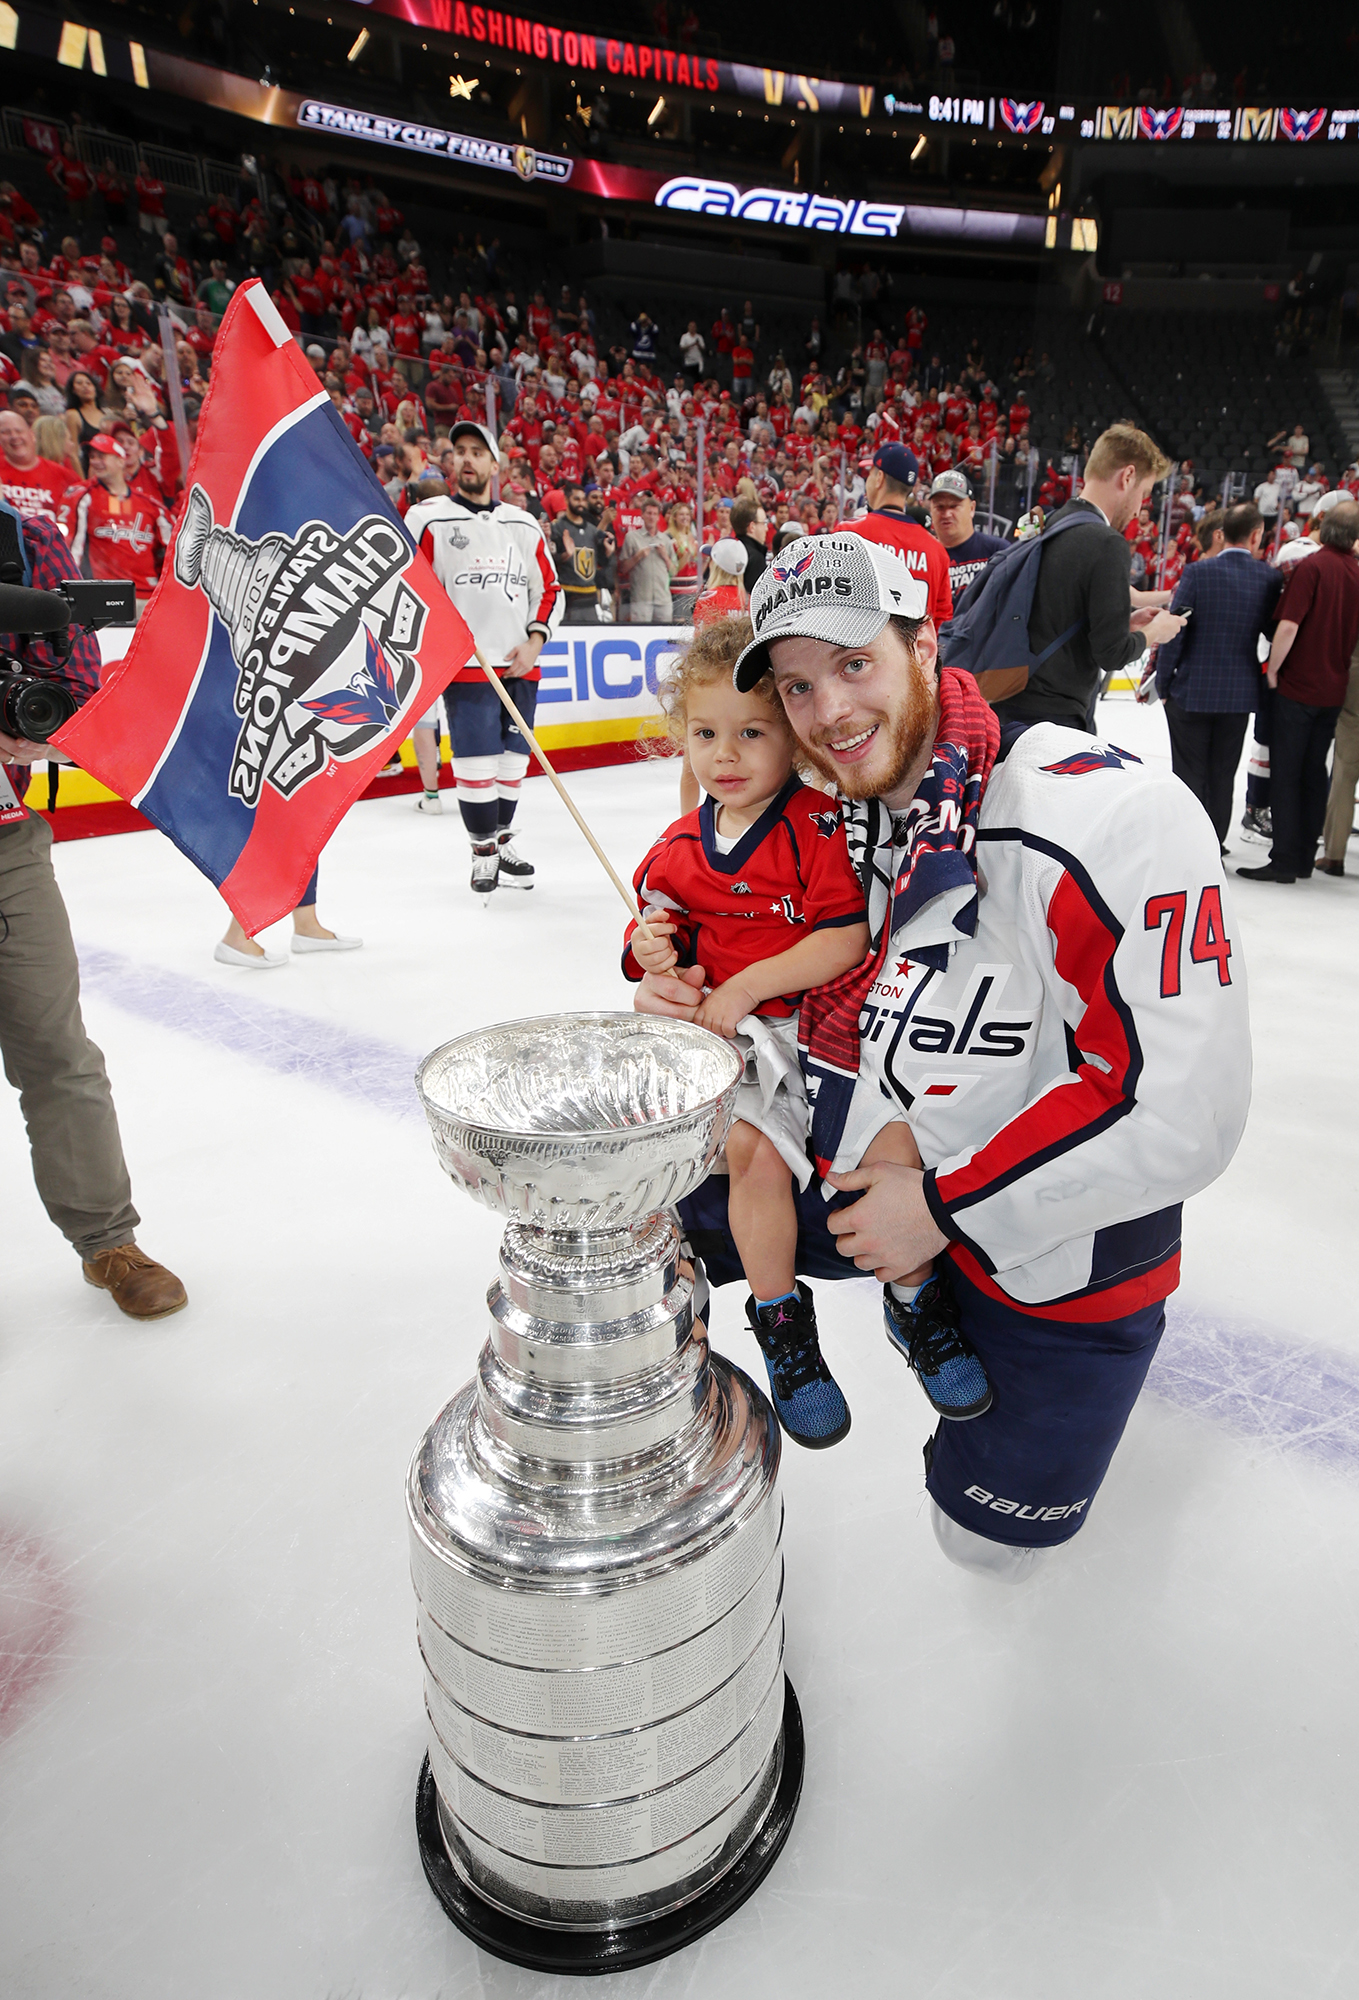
left=471, top=646, right=655, bottom=941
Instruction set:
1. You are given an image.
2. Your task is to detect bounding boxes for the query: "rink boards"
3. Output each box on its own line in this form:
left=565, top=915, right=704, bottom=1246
left=25, top=625, right=683, bottom=839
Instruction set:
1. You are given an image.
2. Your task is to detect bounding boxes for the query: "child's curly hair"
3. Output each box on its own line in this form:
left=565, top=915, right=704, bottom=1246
left=647, top=614, right=788, bottom=760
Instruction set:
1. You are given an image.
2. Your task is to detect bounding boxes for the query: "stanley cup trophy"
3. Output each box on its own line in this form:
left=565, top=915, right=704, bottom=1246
left=408, top=1013, right=804, bottom=1974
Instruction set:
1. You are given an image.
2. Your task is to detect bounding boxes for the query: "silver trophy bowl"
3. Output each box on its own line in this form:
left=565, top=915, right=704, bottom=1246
left=417, top=1013, right=744, bottom=1230
left=407, top=1014, right=804, bottom=1973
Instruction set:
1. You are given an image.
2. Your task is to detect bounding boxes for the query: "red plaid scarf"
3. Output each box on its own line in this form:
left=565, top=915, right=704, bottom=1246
left=798, top=666, right=999, bottom=1177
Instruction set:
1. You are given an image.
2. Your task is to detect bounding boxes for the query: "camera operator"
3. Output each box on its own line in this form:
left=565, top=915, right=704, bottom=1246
left=0, top=501, right=187, bottom=1319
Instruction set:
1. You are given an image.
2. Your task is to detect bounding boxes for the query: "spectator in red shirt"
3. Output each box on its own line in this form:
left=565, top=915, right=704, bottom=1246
left=730, top=340, right=755, bottom=403
left=293, top=261, right=328, bottom=335
left=47, top=143, right=91, bottom=218
left=208, top=196, right=238, bottom=248
left=527, top=291, right=553, bottom=347
left=0, top=409, right=72, bottom=525
left=185, top=307, right=217, bottom=369
left=390, top=297, right=423, bottom=361
left=65, top=433, right=171, bottom=602
left=134, top=169, right=167, bottom=237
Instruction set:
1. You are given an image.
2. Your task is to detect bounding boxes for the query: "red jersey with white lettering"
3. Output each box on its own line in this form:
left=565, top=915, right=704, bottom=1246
left=624, top=778, right=867, bottom=1019
left=390, top=311, right=422, bottom=357
left=65, top=481, right=171, bottom=595
left=841, top=509, right=953, bottom=625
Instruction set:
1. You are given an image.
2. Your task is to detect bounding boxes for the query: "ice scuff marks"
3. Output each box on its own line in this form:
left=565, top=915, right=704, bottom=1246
left=0, top=1531, right=72, bottom=1741
left=1150, top=1303, right=1359, bottom=1476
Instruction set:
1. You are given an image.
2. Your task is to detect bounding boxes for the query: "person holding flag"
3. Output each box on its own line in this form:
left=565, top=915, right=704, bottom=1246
left=405, top=421, right=562, bottom=895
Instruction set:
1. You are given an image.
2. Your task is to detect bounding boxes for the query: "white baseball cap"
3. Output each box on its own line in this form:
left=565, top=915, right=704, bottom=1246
left=448, top=419, right=500, bottom=457
left=1313, top=488, right=1345, bottom=517
left=733, top=532, right=928, bottom=692
left=709, top=537, right=748, bottom=575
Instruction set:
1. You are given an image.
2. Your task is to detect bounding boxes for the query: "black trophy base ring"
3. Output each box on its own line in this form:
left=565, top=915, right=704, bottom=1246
left=415, top=1676, right=805, bottom=1976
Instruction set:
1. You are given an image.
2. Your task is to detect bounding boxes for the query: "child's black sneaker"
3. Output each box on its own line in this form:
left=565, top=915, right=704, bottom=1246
left=746, top=1281, right=851, bottom=1449
left=883, top=1272, right=992, bottom=1420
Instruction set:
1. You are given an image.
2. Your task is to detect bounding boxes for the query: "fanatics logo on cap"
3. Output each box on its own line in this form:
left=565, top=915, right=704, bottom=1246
left=929, top=470, right=972, bottom=500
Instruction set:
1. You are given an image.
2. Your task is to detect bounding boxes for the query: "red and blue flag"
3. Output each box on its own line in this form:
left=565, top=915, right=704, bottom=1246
left=54, top=280, right=474, bottom=932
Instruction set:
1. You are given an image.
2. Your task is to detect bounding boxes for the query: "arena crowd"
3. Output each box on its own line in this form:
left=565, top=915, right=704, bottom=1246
left=3, top=156, right=1354, bottom=630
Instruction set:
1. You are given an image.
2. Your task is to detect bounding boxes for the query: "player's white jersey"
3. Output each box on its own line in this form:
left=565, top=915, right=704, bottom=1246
left=856, top=723, right=1251, bottom=1317
left=403, top=495, right=561, bottom=672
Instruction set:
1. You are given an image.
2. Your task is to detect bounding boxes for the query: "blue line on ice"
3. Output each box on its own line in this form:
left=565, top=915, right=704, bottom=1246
left=78, top=943, right=1359, bottom=1475
left=77, top=943, right=423, bottom=1124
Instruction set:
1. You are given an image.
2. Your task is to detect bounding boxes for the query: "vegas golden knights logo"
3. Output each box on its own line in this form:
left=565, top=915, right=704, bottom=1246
left=574, top=547, right=596, bottom=584
left=514, top=144, right=537, bottom=182
left=1097, top=105, right=1134, bottom=140
left=1234, top=106, right=1276, bottom=141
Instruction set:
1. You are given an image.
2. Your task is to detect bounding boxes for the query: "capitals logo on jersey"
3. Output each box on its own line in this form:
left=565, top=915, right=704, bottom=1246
left=1041, top=745, right=1143, bottom=777
left=54, top=280, right=474, bottom=934
left=1279, top=108, right=1326, bottom=143
left=999, top=99, right=1044, bottom=135
left=810, top=809, right=843, bottom=840
left=1137, top=106, right=1184, bottom=141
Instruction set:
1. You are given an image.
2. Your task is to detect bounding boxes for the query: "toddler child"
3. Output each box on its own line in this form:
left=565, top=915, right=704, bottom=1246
left=624, top=618, right=991, bottom=1447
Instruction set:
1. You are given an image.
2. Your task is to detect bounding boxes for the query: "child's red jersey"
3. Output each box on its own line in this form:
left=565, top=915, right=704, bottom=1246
left=624, top=778, right=866, bottom=1018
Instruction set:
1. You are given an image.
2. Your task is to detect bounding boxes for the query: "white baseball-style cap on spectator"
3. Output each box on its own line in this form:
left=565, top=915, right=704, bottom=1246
left=709, top=538, right=748, bottom=575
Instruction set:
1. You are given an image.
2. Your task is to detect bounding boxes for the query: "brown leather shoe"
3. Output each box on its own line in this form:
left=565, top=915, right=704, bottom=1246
left=82, top=1243, right=188, bottom=1321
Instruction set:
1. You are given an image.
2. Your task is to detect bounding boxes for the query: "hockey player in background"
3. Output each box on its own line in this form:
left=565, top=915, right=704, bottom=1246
left=405, top=421, right=561, bottom=893
left=636, top=532, right=1251, bottom=1584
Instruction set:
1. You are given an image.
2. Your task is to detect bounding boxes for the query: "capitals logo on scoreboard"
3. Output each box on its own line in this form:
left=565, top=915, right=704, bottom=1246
left=1137, top=106, right=1184, bottom=141
left=999, top=99, right=1044, bottom=135
left=1279, top=108, right=1326, bottom=143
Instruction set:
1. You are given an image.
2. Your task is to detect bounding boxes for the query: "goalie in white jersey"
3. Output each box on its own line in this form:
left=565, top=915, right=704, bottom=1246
left=405, top=423, right=562, bottom=894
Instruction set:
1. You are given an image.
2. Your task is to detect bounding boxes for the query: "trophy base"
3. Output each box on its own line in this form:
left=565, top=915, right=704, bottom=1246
left=415, top=1677, right=805, bottom=1976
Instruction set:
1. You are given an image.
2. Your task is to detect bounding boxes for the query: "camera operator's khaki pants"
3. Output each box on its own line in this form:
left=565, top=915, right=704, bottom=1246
left=0, top=810, right=139, bottom=1259
left=1322, top=655, right=1359, bottom=863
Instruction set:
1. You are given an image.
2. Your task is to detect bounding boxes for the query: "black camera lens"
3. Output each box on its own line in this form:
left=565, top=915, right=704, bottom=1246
left=0, top=672, right=78, bottom=745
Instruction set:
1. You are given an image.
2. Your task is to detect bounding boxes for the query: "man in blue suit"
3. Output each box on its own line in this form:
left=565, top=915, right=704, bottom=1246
left=1155, top=502, right=1283, bottom=848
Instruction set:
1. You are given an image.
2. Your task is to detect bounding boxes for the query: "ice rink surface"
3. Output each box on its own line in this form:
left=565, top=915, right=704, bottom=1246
left=3, top=698, right=1358, bottom=2000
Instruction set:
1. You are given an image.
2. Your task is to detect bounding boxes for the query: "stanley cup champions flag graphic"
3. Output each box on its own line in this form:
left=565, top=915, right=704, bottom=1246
left=54, top=281, right=475, bottom=931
